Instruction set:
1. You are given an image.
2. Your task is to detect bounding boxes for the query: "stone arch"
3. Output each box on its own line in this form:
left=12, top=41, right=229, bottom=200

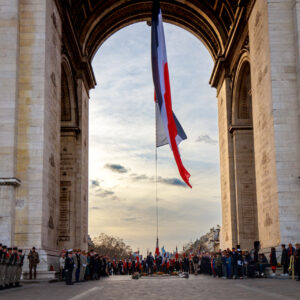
left=232, top=53, right=252, bottom=126
left=230, top=52, right=258, bottom=250
left=61, top=55, right=78, bottom=127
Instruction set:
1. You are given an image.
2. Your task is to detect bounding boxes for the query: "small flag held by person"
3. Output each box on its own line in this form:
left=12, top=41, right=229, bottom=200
left=151, top=0, right=192, bottom=188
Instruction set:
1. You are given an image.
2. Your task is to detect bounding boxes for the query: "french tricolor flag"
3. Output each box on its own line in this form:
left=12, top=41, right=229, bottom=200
left=151, top=0, right=192, bottom=188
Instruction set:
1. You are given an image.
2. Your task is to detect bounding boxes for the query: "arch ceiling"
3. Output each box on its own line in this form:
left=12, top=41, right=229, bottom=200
left=56, top=0, right=253, bottom=89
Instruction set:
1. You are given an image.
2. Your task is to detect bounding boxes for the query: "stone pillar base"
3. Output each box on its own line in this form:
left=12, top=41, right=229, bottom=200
left=22, top=270, right=58, bottom=280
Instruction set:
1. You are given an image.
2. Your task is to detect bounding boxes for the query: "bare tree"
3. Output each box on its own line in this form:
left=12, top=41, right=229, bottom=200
left=90, top=233, right=132, bottom=260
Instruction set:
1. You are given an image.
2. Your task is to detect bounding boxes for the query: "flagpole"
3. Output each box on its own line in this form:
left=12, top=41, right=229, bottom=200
left=155, top=106, right=159, bottom=243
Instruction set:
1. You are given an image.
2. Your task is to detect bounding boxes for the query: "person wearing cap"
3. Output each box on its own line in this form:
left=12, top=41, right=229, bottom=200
left=0, top=245, right=5, bottom=290
left=28, top=247, right=39, bottom=279
left=270, top=247, right=277, bottom=277
left=236, top=249, right=244, bottom=278
left=65, top=251, right=74, bottom=285
left=4, top=248, right=12, bottom=288
left=8, top=247, right=18, bottom=287
left=15, top=249, right=24, bottom=287
left=294, top=243, right=300, bottom=281
left=281, top=244, right=289, bottom=277
left=80, top=251, right=87, bottom=281
left=59, top=250, right=66, bottom=281
left=231, top=248, right=238, bottom=279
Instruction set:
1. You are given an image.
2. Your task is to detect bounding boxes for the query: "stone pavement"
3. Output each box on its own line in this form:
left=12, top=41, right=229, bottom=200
left=1, top=275, right=300, bottom=300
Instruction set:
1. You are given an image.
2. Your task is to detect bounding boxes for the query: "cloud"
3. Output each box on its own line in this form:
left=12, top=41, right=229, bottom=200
left=90, top=206, right=101, bottom=210
left=196, top=134, right=217, bottom=145
left=130, top=173, right=186, bottom=188
left=104, top=163, right=128, bottom=173
left=158, top=177, right=186, bottom=187
left=89, top=180, right=117, bottom=199
left=90, top=179, right=100, bottom=188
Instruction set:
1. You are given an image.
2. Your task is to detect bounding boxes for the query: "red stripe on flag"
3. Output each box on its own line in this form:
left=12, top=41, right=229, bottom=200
left=163, top=63, right=192, bottom=188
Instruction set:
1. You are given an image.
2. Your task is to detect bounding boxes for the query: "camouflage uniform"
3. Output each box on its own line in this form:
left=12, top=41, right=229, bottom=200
left=28, top=249, right=39, bottom=279
left=15, top=250, right=24, bottom=287
left=9, top=248, right=18, bottom=286
left=4, top=249, right=12, bottom=287
left=0, top=246, right=6, bottom=289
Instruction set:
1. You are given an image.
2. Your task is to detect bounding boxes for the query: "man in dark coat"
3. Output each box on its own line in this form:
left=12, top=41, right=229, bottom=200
left=295, top=243, right=300, bottom=281
left=146, top=252, right=154, bottom=275
left=65, top=251, right=74, bottom=285
left=281, top=244, right=289, bottom=276
left=231, top=248, right=238, bottom=279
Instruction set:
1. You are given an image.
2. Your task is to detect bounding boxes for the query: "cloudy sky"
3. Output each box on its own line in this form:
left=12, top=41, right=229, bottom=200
left=88, top=22, right=221, bottom=255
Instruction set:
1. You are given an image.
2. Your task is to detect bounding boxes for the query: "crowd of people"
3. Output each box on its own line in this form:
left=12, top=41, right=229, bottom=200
left=59, top=243, right=300, bottom=285
left=0, top=244, right=39, bottom=290
left=1, top=242, right=300, bottom=288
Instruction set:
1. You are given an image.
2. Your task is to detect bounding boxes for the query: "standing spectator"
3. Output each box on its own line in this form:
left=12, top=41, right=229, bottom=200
left=28, top=247, right=39, bottom=280
left=215, top=253, right=222, bottom=277
left=270, top=247, right=277, bottom=277
left=281, top=244, right=289, bottom=277
left=221, top=251, right=227, bottom=278
left=288, top=243, right=295, bottom=272
left=295, top=243, right=300, bottom=281
left=59, top=251, right=66, bottom=280
left=65, top=251, right=74, bottom=285
left=183, top=254, right=189, bottom=273
left=231, top=248, right=238, bottom=279
left=146, top=252, right=154, bottom=275
left=226, top=252, right=232, bottom=279
left=192, top=254, right=199, bottom=275
left=237, top=249, right=244, bottom=278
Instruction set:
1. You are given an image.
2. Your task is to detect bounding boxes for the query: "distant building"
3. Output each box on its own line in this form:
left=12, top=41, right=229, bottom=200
left=199, top=225, right=220, bottom=252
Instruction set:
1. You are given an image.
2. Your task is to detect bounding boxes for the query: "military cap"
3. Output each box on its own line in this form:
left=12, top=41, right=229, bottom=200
left=13, top=247, right=18, bottom=250
left=0, top=243, right=2, bottom=247
left=18, top=249, right=22, bottom=252
left=2, top=246, right=7, bottom=249
left=8, top=247, right=12, bottom=251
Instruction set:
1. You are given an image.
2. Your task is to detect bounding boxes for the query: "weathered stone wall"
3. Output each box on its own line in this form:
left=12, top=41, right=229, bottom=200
left=75, top=79, right=89, bottom=251
left=0, top=0, right=20, bottom=246
left=249, top=0, right=300, bottom=248
left=232, top=130, right=258, bottom=250
left=13, top=0, right=62, bottom=270
left=218, top=78, right=237, bottom=250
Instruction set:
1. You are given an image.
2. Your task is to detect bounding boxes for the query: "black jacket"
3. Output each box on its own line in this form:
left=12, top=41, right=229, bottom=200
left=65, top=256, right=74, bottom=271
left=281, top=248, right=288, bottom=265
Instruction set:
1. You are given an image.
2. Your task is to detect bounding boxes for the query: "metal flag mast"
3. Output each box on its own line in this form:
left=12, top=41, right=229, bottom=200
left=155, top=102, right=159, bottom=251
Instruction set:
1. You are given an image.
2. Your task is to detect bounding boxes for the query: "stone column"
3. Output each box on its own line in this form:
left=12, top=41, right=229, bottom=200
left=0, top=0, right=20, bottom=247
left=249, top=0, right=300, bottom=249
left=75, top=78, right=89, bottom=251
left=217, top=77, right=238, bottom=249
left=232, top=129, right=258, bottom=250
left=14, top=0, right=62, bottom=273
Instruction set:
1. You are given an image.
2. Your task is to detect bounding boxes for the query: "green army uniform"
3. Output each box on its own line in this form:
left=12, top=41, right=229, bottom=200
left=15, top=250, right=24, bottom=287
left=28, top=248, right=39, bottom=279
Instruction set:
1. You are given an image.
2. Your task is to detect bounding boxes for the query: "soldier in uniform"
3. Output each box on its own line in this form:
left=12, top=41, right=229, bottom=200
left=15, top=249, right=24, bottom=287
left=80, top=251, right=87, bottom=281
left=28, top=247, right=39, bottom=279
left=9, top=247, right=18, bottom=287
left=72, top=249, right=78, bottom=282
left=65, top=251, right=74, bottom=285
left=0, top=244, right=5, bottom=290
left=295, top=243, right=300, bottom=281
left=4, top=248, right=12, bottom=288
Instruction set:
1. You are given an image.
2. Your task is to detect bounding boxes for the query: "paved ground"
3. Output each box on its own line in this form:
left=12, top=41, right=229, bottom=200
left=1, top=275, right=300, bottom=300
